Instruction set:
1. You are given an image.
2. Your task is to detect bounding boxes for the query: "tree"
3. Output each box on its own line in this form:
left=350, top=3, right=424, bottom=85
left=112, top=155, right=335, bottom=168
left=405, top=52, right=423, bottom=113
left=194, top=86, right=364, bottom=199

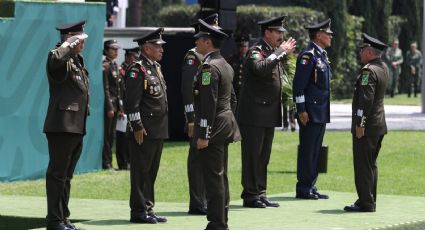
left=128, top=0, right=142, bottom=27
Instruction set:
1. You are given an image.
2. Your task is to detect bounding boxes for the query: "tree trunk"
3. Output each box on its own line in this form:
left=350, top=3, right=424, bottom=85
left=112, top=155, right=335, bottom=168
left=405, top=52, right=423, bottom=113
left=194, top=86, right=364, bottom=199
left=128, top=0, right=142, bottom=27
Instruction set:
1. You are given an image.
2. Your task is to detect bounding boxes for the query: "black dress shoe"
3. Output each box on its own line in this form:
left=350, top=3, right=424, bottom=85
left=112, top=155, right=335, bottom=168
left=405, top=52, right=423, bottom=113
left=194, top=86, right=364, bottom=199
left=64, top=219, right=85, bottom=230
left=148, top=213, right=167, bottom=223
left=188, top=207, right=208, bottom=215
left=344, top=204, right=375, bottom=212
left=260, top=197, right=280, bottom=207
left=130, top=214, right=157, bottom=224
left=295, top=192, right=319, bottom=200
left=243, top=199, right=266, bottom=208
left=313, top=191, right=329, bottom=199
left=47, top=222, right=73, bottom=230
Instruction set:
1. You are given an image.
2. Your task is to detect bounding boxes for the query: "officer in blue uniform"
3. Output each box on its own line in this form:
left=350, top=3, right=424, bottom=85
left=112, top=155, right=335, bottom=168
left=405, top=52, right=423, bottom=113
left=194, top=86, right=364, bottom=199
left=293, top=19, right=333, bottom=200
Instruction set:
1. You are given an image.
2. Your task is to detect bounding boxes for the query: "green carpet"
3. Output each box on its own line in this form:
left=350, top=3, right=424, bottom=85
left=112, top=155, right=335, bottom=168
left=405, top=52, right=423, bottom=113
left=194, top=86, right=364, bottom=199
left=1, top=192, right=424, bottom=230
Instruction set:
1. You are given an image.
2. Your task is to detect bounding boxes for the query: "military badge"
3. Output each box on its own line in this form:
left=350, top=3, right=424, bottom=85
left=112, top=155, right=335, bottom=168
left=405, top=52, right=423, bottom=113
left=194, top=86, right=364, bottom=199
left=300, top=55, right=310, bottom=65
left=202, top=71, right=211, bottom=85
left=129, top=72, right=138, bottom=78
left=187, top=59, right=195, bottom=65
left=361, top=71, right=369, bottom=85
left=251, top=51, right=261, bottom=59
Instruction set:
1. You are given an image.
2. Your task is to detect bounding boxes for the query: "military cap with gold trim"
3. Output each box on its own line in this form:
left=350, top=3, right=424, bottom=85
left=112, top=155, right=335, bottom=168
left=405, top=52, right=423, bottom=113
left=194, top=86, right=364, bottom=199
left=194, top=19, right=228, bottom=39
left=305, top=18, right=333, bottom=34
left=258, top=16, right=287, bottom=32
left=360, top=33, right=388, bottom=51
left=133, top=27, right=166, bottom=45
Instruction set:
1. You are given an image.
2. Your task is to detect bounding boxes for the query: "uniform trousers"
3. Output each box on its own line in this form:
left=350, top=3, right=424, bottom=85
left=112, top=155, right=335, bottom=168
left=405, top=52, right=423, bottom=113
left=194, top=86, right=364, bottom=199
left=46, top=133, right=83, bottom=227
left=102, top=111, right=118, bottom=169
left=116, top=131, right=130, bottom=169
left=129, top=138, right=163, bottom=214
left=240, top=125, right=274, bottom=201
left=353, top=135, right=384, bottom=210
left=199, top=143, right=229, bottom=230
left=187, top=141, right=207, bottom=209
left=296, top=122, right=326, bottom=194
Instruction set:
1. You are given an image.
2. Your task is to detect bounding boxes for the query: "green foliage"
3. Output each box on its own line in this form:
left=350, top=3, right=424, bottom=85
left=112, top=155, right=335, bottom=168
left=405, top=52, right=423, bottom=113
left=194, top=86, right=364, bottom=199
left=282, top=54, right=296, bottom=107
left=0, top=0, right=15, bottom=18
left=235, top=5, right=325, bottom=49
left=159, top=4, right=200, bottom=27
left=331, top=15, right=364, bottom=99
left=349, top=0, right=393, bottom=43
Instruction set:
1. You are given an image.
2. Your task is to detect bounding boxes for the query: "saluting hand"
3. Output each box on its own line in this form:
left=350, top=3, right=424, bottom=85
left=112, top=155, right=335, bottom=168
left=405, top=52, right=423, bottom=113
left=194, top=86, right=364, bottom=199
left=280, top=37, right=297, bottom=54
left=134, top=129, right=147, bottom=145
left=298, top=112, right=309, bottom=126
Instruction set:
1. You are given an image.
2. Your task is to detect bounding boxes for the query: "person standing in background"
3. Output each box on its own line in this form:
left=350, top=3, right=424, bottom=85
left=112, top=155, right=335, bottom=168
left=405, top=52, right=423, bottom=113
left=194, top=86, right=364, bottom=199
left=106, top=0, right=119, bottom=27
left=226, top=34, right=250, bottom=101
left=102, top=39, right=125, bottom=170
left=405, top=42, right=422, bottom=98
left=384, top=39, right=403, bottom=97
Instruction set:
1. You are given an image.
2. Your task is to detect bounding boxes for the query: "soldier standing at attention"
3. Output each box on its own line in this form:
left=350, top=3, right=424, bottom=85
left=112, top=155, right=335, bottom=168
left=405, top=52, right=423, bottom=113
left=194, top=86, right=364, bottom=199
left=226, top=34, right=250, bottom=101
left=43, top=20, right=88, bottom=230
left=293, top=19, right=333, bottom=200
left=120, top=47, right=139, bottom=76
left=102, top=39, right=125, bottom=170
left=344, top=33, right=389, bottom=212
left=193, top=19, right=240, bottom=230
left=405, top=42, right=422, bottom=98
left=237, top=16, right=296, bottom=208
left=384, top=39, right=403, bottom=97
left=114, top=47, right=139, bottom=170
left=181, top=13, right=221, bottom=216
left=125, top=28, right=168, bottom=224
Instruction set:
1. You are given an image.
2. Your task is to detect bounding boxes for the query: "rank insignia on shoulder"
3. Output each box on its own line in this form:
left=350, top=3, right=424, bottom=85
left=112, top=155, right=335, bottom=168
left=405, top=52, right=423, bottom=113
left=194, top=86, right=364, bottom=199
left=361, top=71, right=369, bottom=85
left=201, top=71, right=211, bottom=85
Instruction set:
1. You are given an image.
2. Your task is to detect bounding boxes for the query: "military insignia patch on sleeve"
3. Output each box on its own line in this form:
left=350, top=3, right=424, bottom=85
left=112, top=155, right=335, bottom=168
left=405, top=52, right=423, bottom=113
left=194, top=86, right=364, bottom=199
left=361, top=71, right=369, bottom=85
left=300, top=55, right=311, bottom=65
left=129, top=71, right=138, bottom=78
left=201, top=71, right=211, bottom=85
left=251, top=51, right=261, bottom=59
left=187, top=59, right=196, bottom=65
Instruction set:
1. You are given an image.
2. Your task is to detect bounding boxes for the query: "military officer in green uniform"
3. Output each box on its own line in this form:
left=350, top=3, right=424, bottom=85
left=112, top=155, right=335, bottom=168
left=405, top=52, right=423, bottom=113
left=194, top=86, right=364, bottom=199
left=405, top=42, right=422, bottom=98
left=44, top=20, right=88, bottom=230
left=102, top=39, right=126, bottom=170
left=125, top=28, right=168, bottom=224
left=384, top=39, right=403, bottom=97
left=344, top=33, right=389, bottom=212
left=226, top=34, right=250, bottom=100
left=120, top=47, right=139, bottom=78
left=181, top=13, right=220, bottom=215
left=237, top=16, right=296, bottom=208
left=193, top=19, right=240, bottom=230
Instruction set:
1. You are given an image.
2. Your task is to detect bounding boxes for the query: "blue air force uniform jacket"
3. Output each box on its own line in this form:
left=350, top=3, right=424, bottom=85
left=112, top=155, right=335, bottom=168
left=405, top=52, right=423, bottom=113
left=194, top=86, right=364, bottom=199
left=293, top=42, right=331, bottom=123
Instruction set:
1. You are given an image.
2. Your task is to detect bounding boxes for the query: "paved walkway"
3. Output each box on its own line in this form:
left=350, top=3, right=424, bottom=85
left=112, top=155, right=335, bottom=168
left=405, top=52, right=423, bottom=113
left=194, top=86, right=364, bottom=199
left=328, top=104, right=425, bottom=130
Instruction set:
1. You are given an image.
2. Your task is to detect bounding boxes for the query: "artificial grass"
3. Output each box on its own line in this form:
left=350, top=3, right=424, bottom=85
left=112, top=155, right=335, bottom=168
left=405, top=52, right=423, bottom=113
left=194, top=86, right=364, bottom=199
left=0, top=131, right=424, bottom=202
left=1, top=192, right=425, bottom=230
